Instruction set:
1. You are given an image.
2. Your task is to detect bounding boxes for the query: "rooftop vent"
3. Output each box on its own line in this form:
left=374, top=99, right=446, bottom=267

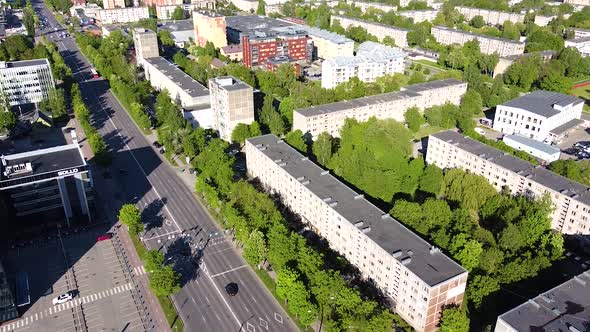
left=320, top=170, right=329, bottom=175
left=354, top=194, right=364, bottom=200
left=560, top=189, right=569, bottom=194
left=361, top=226, right=371, bottom=234
left=540, top=294, right=552, bottom=303
left=551, top=308, right=561, bottom=315
left=569, top=326, right=581, bottom=332
left=260, top=147, right=267, bottom=151
left=329, top=201, right=338, bottom=207
left=354, top=221, right=364, bottom=228
left=302, top=180, right=310, bottom=185
left=527, top=299, right=540, bottom=309
left=277, top=140, right=284, bottom=144
left=392, top=250, right=403, bottom=258
left=301, top=157, right=308, bottom=161
left=323, top=197, right=332, bottom=202
left=274, top=159, right=282, bottom=163
left=279, top=162, right=287, bottom=167
left=255, top=143, right=263, bottom=148
left=381, top=214, right=390, bottom=220
left=429, top=246, right=440, bottom=254
left=574, top=275, right=587, bottom=286
left=3, top=162, right=33, bottom=177
left=296, top=176, right=305, bottom=181
left=401, top=257, right=412, bottom=265
left=572, top=194, right=580, bottom=199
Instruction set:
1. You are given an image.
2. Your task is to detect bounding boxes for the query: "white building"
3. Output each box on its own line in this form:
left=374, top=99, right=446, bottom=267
left=0, top=59, right=55, bottom=106
left=493, top=91, right=584, bottom=144
left=208, top=76, right=254, bottom=142
left=294, top=79, right=467, bottom=138
left=565, top=37, right=590, bottom=57
left=302, top=26, right=354, bottom=60
left=97, top=7, right=149, bottom=24
left=427, top=130, right=590, bottom=236
left=331, top=15, right=410, bottom=47
left=398, top=9, right=439, bottom=23
left=321, top=41, right=406, bottom=89
left=456, top=6, right=524, bottom=25
left=230, top=0, right=257, bottom=12
left=350, top=1, right=398, bottom=13
left=503, top=134, right=561, bottom=163
left=246, top=134, right=468, bottom=332
left=158, top=20, right=194, bottom=48
left=431, top=26, right=525, bottom=56
left=155, top=1, right=215, bottom=19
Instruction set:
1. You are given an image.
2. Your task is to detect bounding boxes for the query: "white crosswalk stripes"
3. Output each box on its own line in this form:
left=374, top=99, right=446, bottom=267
left=132, top=265, right=146, bottom=276
left=0, top=282, right=134, bottom=331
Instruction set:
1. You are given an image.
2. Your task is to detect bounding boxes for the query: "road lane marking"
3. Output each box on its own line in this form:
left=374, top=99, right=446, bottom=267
left=142, top=230, right=181, bottom=241
left=210, top=264, right=249, bottom=278
left=202, top=263, right=241, bottom=327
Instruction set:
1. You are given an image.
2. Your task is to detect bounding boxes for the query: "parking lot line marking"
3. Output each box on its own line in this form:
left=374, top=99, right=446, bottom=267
left=35, top=313, right=38, bottom=321
left=49, top=307, right=53, bottom=314
left=210, top=264, right=249, bottom=278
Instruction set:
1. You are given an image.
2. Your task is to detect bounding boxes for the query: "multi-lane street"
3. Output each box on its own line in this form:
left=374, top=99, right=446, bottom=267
left=32, top=1, right=299, bottom=331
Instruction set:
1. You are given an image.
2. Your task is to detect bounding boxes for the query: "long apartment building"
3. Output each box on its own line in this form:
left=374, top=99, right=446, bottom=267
left=426, top=130, right=590, bottom=235
left=193, top=11, right=228, bottom=48
left=142, top=0, right=182, bottom=7
left=398, top=9, right=440, bottom=23
left=155, top=1, right=215, bottom=19
left=492, top=90, right=584, bottom=144
left=294, top=79, right=467, bottom=138
left=0, top=59, right=54, bottom=106
left=98, top=7, right=149, bottom=24
left=102, top=0, right=124, bottom=9
left=321, top=41, right=406, bottom=89
left=431, top=26, right=525, bottom=56
left=331, top=15, right=409, bottom=47
left=208, top=76, right=254, bottom=142
left=350, top=1, right=398, bottom=13
left=494, top=271, right=590, bottom=332
left=456, top=6, right=524, bottom=25
left=302, top=26, right=354, bottom=60
left=245, top=134, right=468, bottom=332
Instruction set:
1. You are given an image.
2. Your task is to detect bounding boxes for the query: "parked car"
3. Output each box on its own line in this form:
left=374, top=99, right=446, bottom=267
left=225, top=282, right=238, bottom=296
left=153, top=141, right=162, bottom=148
left=97, top=233, right=113, bottom=241
left=52, top=291, right=74, bottom=305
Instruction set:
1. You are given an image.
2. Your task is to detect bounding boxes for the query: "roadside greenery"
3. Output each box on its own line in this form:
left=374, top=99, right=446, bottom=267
left=548, top=159, right=590, bottom=186
left=118, top=204, right=145, bottom=235
left=0, top=111, right=16, bottom=134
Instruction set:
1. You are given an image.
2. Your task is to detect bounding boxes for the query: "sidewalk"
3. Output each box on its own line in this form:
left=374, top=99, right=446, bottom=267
left=116, top=224, right=172, bottom=332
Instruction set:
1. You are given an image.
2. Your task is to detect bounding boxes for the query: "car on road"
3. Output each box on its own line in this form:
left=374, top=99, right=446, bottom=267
left=52, top=291, right=74, bottom=305
left=153, top=141, right=162, bottom=148
left=97, top=233, right=113, bottom=242
left=225, top=282, right=238, bottom=296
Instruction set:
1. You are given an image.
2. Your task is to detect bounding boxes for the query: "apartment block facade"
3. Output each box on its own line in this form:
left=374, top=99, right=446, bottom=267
left=565, top=36, right=590, bottom=57
left=331, top=15, right=409, bottom=47
left=241, top=29, right=311, bottom=68
left=456, top=6, right=524, bottom=25
left=426, top=130, right=590, bottom=235
left=142, top=0, right=182, bottom=7
left=398, top=9, right=439, bottom=23
left=303, top=26, right=354, bottom=60
left=431, top=26, right=525, bottom=56
left=0, top=59, right=55, bottom=106
left=192, top=11, right=228, bottom=48
left=97, top=7, right=149, bottom=24
left=245, top=134, right=468, bottom=332
left=321, top=41, right=406, bottom=89
left=492, top=90, right=584, bottom=144
left=132, top=28, right=159, bottom=67
left=351, top=1, right=398, bottom=13
left=294, top=79, right=467, bottom=138
left=102, top=0, right=125, bottom=10
left=155, top=1, right=215, bottom=19
left=564, top=0, right=589, bottom=6
left=208, top=76, right=254, bottom=142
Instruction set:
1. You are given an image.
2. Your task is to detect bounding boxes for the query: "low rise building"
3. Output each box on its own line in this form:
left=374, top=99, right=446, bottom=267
left=220, top=44, right=243, bottom=62
left=564, top=0, right=589, bottom=6
left=492, top=91, right=584, bottom=144
left=143, top=56, right=210, bottom=108
left=241, top=26, right=312, bottom=68
left=69, top=4, right=101, bottom=19
left=534, top=14, right=561, bottom=27
left=102, top=0, right=124, bottom=9
left=456, top=6, right=524, bottom=25
left=494, top=271, right=590, bottom=332
left=321, top=41, right=406, bottom=89
left=294, top=79, right=467, bottom=138
left=502, top=134, right=561, bottom=163
left=399, top=0, right=438, bottom=7
left=97, top=7, right=149, bottom=24
left=431, top=26, right=525, bottom=56
left=193, top=11, right=227, bottom=48
left=209, top=76, right=254, bottom=142
left=398, top=9, right=439, bottom=23
left=301, top=26, right=354, bottom=60
left=331, top=15, right=409, bottom=47
left=155, top=1, right=215, bottom=19
left=492, top=51, right=556, bottom=78
left=263, top=55, right=302, bottom=76
left=245, top=134, right=468, bottom=332
left=350, top=1, right=398, bottom=13
left=230, top=0, right=257, bottom=12
left=0, top=143, right=93, bottom=226
left=142, top=0, right=182, bottom=7
left=427, top=130, right=590, bottom=235
left=565, top=36, right=590, bottom=57
left=0, top=59, right=55, bottom=106
left=158, top=19, right=193, bottom=48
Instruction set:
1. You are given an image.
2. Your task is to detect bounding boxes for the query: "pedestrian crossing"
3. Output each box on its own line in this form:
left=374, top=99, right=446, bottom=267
left=0, top=282, right=133, bottom=332
left=132, top=265, right=146, bottom=276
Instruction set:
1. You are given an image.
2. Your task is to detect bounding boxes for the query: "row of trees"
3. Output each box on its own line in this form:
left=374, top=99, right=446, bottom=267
left=118, top=204, right=181, bottom=297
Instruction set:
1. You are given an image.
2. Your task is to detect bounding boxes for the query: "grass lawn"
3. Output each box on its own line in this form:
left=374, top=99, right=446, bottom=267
left=413, top=59, right=446, bottom=70
left=414, top=125, right=444, bottom=139
left=572, top=84, right=590, bottom=112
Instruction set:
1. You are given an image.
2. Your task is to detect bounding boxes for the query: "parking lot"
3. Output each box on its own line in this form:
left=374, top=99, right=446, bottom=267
left=0, top=226, right=147, bottom=332
left=556, top=124, right=590, bottom=160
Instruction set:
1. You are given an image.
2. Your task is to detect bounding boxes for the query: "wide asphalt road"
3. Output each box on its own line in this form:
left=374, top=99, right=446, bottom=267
left=32, top=2, right=299, bottom=331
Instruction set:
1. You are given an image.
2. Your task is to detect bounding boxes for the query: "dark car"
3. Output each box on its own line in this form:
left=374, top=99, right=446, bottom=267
left=225, top=282, right=238, bottom=296
left=159, top=148, right=165, bottom=154
left=153, top=141, right=162, bottom=148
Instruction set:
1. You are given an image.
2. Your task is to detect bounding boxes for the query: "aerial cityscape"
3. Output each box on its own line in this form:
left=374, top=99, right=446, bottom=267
left=0, top=0, right=588, bottom=330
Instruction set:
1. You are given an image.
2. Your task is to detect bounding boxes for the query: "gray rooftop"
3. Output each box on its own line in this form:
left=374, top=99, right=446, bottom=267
left=433, top=25, right=525, bottom=45
left=210, top=76, right=252, bottom=91
left=158, top=19, right=193, bottom=33
left=432, top=130, right=590, bottom=206
left=303, top=26, right=353, bottom=45
left=502, top=90, right=583, bottom=118
left=497, top=271, right=590, bottom=332
left=225, top=15, right=296, bottom=37
left=332, top=15, right=411, bottom=32
left=568, top=36, right=590, bottom=43
left=295, top=79, right=465, bottom=117
left=144, top=57, right=209, bottom=98
left=0, top=144, right=85, bottom=182
left=247, top=134, right=467, bottom=286
left=504, top=134, right=560, bottom=155
left=500, top=50, right=556, bottom=61
left=325, top=41, right=406, bottom=66
left=550, top=118, right=584, bottom=136
left=0, top=58, right=50, bottom=69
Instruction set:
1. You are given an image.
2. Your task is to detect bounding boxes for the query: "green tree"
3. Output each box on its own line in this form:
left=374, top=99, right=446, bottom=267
left=48, top=88, right=67, bottom=119
left=149, top=265, right=181, bottom=296
left=243, top=230, right=267, bottom=266
left=118, top=204, right=144, bottom=235
left=312, top=132, right=334, bottom=167
left=259, top=95, right=285, bottom=135
left=285, top=130, right=307, bottom=152
left=540, top=65, right=573, bottom=94
left=23, top=7, right=35, bottom=37
left=419, top=164, right=444, bottom=196
left=158, top=30, right=175, bottom=47
left=460, top=89, right=483, bottom=115
left=467, top=275, right=500, bottom=309
left=404, top=106, right=424, bottom=132
left=232, top=123, right=252, bottom=144
left=439, top=307, right=469, bottom=332
left=144, top=250, right=165, bottom=273
left=171, top=6, right=184, bottom=20
left=257, top=0, right=266, bottom=15
left=470, top=15, right=485, bottom=28
left=0, top=111, right=16, bottom=134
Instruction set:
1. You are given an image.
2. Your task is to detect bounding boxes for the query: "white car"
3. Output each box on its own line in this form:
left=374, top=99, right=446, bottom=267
left=52, top=292, right=73, bottom=305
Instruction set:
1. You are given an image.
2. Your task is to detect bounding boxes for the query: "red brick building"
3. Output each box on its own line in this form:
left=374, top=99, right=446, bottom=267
left=241, top=32, right=312, bottom=68
left=264, top=55, right=301, bottom=76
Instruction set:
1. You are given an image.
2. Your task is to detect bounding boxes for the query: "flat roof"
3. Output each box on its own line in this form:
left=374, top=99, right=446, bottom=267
left=332, top=15, right=411, bottom=32
left=0, top=58, right=50, bottom=68
left=432, top=25, right=525, bottom=45
left=158, top=19, right=193, bottom=32
left=0, top=144, right=85, bottom=182
left=326, top=41, right=406, bottom=66
left=503, top=134, right=560, bottom=155
left=431, top=130, right=590, bottom=206
left=550, top=118, right=584, bottom=136
left=303, top=26, right=353, bottom=44
left=144, top=57, right=209, bottom=98
left=225, top=15, right=295, bottom=36
left=497, top=271, right=590, bottom=332
left=247, top=134, right=467, bottom=287
left=502, top=90, right=583, bottom=118
left=294, top=79, right=465, bottom=117
left=210, top=76, right=252, bottom=91
left=456, top=5, right=523, bottom=16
